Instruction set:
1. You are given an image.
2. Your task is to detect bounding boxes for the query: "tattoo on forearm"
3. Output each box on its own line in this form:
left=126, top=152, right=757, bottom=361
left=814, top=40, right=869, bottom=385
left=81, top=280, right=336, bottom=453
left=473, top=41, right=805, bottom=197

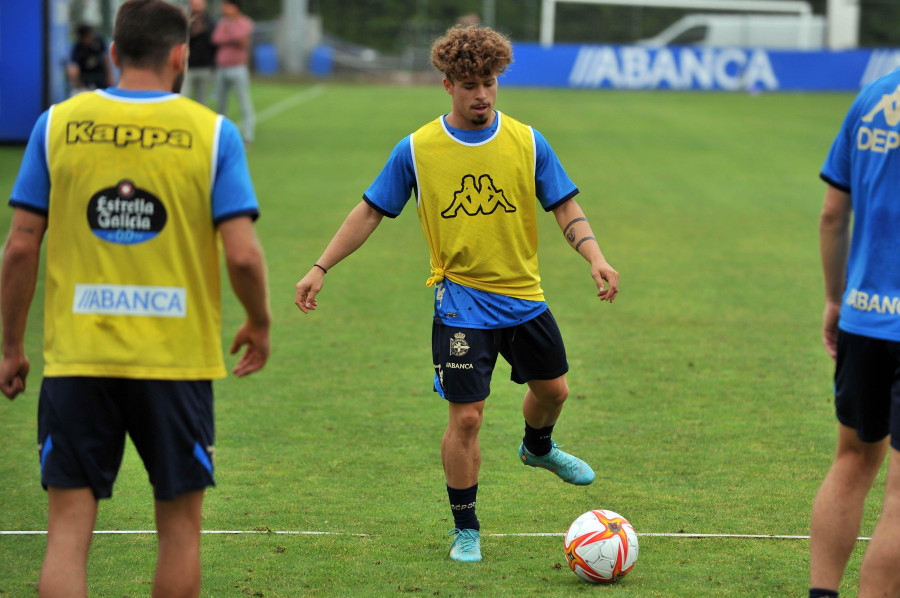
left=575, top=236, right=596, bottom=251
left=15, top=225, right=35, bottom=235
left=563, top=218, right=586, bottom=243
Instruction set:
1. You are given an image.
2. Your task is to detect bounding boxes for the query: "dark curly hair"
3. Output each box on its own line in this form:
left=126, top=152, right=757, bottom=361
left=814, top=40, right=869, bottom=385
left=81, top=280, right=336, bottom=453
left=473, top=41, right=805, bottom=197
left=430, top=25, right=513, bottom=81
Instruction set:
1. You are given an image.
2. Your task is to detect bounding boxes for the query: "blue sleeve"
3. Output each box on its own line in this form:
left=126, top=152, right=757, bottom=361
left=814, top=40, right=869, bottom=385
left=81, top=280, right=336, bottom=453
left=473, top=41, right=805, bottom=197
left=533, top=128, right=579, bottom=211
left=362, top=136, right=417, bottom=218
left=212, top=118, right=259, bottom=224
left=820, top=98, right=857, bottom=193
left=10, top=110, right=51, bottom=215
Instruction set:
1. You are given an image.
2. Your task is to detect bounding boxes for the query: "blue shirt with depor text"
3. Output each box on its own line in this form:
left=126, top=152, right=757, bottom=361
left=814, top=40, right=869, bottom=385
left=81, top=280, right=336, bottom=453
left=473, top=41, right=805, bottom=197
left=821, top=67, right=900, bottom=341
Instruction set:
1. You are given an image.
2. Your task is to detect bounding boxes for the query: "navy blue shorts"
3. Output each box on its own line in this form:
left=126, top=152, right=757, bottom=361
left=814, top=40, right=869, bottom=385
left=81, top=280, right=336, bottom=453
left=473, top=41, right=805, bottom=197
left=432, top=309, right=569, bottom=403
left=834, top=330, right=900, bottom=449
left=38, top=377, right=215, bottom=500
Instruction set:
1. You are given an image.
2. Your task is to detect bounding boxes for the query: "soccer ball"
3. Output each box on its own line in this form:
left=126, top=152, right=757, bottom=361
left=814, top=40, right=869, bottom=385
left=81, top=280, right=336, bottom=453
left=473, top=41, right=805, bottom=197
left=564, top=509, right=639, bottom=584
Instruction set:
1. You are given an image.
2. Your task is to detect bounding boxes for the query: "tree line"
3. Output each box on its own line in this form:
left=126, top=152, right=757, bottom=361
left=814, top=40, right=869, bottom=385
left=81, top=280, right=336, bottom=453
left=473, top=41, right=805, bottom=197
left=297, top=0, right=898, bottom=51
left=77, top=0, right=900, bottom=52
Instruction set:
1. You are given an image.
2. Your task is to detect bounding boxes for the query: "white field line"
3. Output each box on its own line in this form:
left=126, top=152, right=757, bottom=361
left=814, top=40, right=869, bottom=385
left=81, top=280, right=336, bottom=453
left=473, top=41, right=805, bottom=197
left=0, top=530, right=871, bottom=541
left=256, top=84, right=326, bottom=124
left=488, top=532, right=858, bottom=540
left=0, top=529, right=369, bottom=537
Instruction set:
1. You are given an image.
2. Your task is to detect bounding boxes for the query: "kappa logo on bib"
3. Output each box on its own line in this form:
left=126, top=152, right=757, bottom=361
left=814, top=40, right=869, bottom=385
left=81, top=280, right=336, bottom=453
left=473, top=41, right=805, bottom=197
left=441, top=174, right=516, bottom=219
left=87, top=179, right=167, bottom=244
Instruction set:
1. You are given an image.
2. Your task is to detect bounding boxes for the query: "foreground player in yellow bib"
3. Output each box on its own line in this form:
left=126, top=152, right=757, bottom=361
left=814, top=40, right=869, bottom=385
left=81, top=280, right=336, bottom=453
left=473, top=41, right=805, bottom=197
left=295, top=25, right=619, bottom=563
left=2, top=1, right=270, bottom=595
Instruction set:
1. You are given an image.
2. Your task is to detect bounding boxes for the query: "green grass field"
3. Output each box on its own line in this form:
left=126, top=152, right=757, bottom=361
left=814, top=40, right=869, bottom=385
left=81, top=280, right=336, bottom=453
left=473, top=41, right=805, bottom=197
left=0, top=81, right=874, bottom=596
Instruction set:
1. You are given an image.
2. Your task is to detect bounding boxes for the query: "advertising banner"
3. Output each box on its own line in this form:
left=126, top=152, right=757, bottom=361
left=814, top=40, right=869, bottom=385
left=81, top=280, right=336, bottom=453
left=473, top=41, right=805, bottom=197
left=0, top=2, right=45, bottom=143
left=503, top=43, right=900, bottom=92
left=0, top=0, right=70, bottom=143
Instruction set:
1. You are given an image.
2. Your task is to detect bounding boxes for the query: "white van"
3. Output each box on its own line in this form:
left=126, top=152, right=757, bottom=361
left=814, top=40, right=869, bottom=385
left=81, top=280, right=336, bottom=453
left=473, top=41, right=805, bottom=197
left=638, top=14, right=826, bottom=49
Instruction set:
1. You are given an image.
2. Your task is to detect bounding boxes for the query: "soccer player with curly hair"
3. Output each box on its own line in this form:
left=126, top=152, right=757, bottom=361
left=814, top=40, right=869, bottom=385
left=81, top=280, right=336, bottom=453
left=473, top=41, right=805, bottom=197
left=296, top=25, right=619, bottom=563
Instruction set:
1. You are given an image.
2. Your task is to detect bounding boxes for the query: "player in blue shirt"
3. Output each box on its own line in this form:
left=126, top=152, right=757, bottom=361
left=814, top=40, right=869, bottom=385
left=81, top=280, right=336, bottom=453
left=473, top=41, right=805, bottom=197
left=810, top=67, right=900, bottom=597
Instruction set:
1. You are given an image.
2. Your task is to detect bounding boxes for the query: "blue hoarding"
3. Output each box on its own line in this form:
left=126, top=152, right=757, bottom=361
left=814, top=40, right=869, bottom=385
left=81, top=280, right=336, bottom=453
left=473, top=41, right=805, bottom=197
left=503, top=43, right=900, bottom=92
left=0, top=1, right=45, bottom=143
left=0, top=0, right=69, bottom=143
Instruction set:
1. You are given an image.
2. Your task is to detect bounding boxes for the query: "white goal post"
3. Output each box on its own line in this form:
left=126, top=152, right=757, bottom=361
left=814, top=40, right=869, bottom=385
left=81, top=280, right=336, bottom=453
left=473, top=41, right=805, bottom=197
left=539, top=0, right=815, bottom=47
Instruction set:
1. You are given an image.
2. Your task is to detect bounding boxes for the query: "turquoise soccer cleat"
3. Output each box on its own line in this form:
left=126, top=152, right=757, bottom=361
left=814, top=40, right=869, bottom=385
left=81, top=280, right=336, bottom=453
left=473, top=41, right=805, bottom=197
left=448, top=528, right=482, bottom=562
left=519, top=441, right=596, bottom=486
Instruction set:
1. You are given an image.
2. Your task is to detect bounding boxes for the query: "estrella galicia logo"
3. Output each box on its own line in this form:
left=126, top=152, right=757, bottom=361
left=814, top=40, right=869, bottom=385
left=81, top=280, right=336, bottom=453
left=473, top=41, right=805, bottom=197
left=87, top=179, right=167, bottom=244
left=441, top=174, right=516, bottom=218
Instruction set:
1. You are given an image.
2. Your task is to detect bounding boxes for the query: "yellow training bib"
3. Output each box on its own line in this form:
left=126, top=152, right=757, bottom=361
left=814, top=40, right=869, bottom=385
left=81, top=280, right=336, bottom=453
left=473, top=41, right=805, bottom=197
left=411, top=112, right=544, bottom=301
left=42, top=90, right=226, bottom=379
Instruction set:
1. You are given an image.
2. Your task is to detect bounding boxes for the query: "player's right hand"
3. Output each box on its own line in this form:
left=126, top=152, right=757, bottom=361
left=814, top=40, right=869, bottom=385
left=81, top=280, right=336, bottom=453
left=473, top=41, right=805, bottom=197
left=822, top=301, right=841, bottom=362
left=0, top=354, right=30, bottom=400
left=294, top=268, right=324, bottom=314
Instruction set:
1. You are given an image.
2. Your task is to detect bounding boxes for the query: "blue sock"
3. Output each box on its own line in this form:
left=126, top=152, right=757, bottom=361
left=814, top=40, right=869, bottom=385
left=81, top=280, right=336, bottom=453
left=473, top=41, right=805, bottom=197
left=809, top=589, right=838, bottom=598
left=523, top=422, right=554, bottom=456
left=447, top=484, right=479, bottom=531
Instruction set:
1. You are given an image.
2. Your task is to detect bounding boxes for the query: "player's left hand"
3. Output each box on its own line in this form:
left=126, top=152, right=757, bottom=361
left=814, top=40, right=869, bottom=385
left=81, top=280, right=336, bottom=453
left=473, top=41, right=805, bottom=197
left=230, top=321, right=270, bottom=377
left=592, top=260, right=619, bottom=303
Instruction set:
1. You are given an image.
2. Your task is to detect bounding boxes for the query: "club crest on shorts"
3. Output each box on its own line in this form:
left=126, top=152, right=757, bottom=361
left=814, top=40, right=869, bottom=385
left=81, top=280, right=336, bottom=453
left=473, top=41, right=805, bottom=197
left=450, top=331, right=470, bottom=357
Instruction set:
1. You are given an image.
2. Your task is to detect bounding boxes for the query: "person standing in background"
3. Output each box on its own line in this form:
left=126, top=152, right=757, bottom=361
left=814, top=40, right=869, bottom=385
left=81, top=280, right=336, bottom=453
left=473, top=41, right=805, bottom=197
left=212, top=0, right=255, bottom=147
left=183, top=0, right=217, bottom=105
left=68, top=24, right=114, bottom=94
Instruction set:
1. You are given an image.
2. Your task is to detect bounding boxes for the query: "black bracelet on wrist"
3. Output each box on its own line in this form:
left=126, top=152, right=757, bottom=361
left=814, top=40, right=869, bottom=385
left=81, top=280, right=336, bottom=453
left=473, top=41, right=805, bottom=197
left=314, top=263, right=328, bottom=274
